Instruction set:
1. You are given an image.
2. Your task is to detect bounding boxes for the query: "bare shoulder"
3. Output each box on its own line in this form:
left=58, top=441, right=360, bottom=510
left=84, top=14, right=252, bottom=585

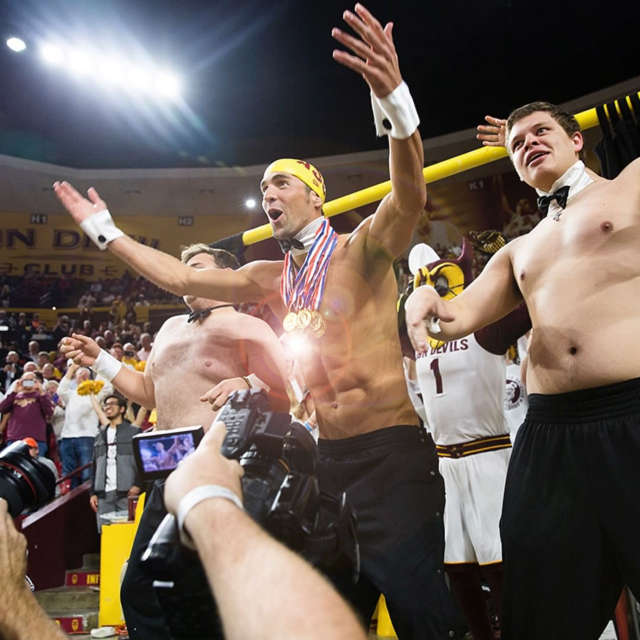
left=613, top=157, right=640, bottom=190
left=156, top=314, right=187, bottom=334
left=240, top=260, right=283, bottom=292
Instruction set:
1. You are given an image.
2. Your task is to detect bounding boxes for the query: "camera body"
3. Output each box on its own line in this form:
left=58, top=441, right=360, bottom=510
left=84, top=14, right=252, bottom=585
left=0, top=441, right=56, bottom=517
left=139, top=390, right=358, bottom=640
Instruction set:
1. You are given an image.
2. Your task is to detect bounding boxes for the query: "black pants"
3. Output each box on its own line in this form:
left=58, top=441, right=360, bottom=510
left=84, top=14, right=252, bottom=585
left=318, top=425, right=462, bottom=639
left=500, top=378, right=640, bottom=640
left=121, top=482, right=174, bottom=640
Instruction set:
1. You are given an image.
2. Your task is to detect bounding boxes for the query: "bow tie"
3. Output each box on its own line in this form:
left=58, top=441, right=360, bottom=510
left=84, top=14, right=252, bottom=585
left=277, top=237, right=305, bottom=254
left=187, top=304, right=235, bottom=323
left=537, top=185, right=570, bottom=217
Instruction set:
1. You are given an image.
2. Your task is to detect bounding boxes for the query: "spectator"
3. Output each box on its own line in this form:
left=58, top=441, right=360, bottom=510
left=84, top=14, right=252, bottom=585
left=42, top=363, right=60, bottom=382
left=89, top=394, right=141, bottom=531
left=110, top=343, right=124, bottom=362
left=27, top=340, right=40, bottom=363
left=137, top=333, right=152, bottom=362
left=0, top=372, right=53, bottom=455
left=58, top=364, right=112, bottom=488
left=36, top=351, right=50, bottom=370
left=23, top=437, right=59, bottom=488
left=122, top=343, right=138, bottom=368
left=52, top=315, right=71, bottom=344
left=0, top=351, right=22, bottom=394
left=44, top=380, right=66, bottom=441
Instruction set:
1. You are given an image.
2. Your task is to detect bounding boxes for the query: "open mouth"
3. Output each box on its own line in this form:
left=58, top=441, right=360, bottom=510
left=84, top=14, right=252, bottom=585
left=526, top=151, right=549, bottom=167
left=267, top=207, right=283, bottom=222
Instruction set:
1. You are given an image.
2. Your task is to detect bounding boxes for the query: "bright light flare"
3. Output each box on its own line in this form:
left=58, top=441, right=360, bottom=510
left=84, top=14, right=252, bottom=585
left=282, top=332, right=312, bottom=360
left=7, top=37, right=26, bottom=52
left=154, top=70, right=181, bottom=99
left=244, top=198, right=257, bottom=209
left=67, top=50, right=93, bottom=77
left=40, top=43, right=64, bottom=66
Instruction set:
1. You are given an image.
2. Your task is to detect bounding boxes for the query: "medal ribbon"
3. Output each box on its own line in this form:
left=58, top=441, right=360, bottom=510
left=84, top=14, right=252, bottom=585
left=280, top=218, right=338, bottom=312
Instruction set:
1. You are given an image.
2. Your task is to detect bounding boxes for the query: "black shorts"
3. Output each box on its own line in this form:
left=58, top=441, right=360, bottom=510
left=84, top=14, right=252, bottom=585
left=318, top=425, right=462, bottom=639
left=500, top=378, right=640, bottom=640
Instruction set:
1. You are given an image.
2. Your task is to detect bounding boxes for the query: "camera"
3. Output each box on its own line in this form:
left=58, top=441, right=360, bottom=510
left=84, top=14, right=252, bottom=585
left=133, top=425, right=204, bottom=481
left=138, top=389, right=358, bottom=640
left=0, top=441, right=56, bottom=518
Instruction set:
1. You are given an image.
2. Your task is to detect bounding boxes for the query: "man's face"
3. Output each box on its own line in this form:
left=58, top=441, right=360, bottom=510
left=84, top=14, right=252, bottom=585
left=42, top=363, right=55, bottom=379
left=28, top=341, right=38, bottom=354
left=183, top=253, right=219, bottom=308
left=103, top=398, right=122, bottom=420
left=507, top=111, right=583, bottom=191
left=6, top=351, right=18, bottom=364
left=260, top=172, right=320, bottom=240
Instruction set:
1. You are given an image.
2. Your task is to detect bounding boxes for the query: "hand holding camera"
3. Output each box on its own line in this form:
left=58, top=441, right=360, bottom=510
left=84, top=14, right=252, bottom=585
left=164, top=422, right=244, bottom=524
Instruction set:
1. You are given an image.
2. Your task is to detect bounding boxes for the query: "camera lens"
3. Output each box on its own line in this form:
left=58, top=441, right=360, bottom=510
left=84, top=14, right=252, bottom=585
left=0, top=442, right=56, bottom=517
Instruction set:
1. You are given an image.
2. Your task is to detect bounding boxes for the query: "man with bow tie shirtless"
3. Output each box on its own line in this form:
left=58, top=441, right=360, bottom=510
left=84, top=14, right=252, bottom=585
left=55, top=6, right=461, bottom=638
left=406, top=101, right=640, bottom=640
left=61, top=243, right=289, bottom=639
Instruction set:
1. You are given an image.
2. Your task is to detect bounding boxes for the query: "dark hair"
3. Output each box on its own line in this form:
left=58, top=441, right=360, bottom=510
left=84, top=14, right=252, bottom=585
left=506, top=101, right=584, bottom=159
left=180, top=244, right=240, bottom=269
left=104, top=394, right=127, bottom=411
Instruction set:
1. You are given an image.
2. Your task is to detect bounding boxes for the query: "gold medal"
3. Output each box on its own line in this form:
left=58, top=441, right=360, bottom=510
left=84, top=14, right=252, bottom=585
left=283, top=312, right=298, bottom=332
left=296, top=309, right=312, bottom=329
left=310, top=311, right=326, bottom=337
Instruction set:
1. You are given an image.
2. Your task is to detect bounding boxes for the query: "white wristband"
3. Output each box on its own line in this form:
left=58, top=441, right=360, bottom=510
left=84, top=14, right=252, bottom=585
left=245, top=373, right=270, bottom=393
left=371, top=81, right=420, bottom=140
left=93, top=349, right=123, bottom=382
left=177, top=484, right=244, bottom=549
left=79, top=209, right=125, bottom=250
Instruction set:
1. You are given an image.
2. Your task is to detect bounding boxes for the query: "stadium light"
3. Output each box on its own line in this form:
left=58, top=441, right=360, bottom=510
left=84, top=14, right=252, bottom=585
left=244, top=198, right=257, bottom=209
left=154, top=70, right=181, bottom=99
left=7, top=37, right=26, bottom=52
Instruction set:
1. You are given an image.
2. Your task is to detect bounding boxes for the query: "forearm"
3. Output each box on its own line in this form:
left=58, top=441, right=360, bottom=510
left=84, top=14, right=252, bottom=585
left=388, top=130, right=426, bottom=215
left=111, top=366, right=155, bottom=409
left=109, top=236, right=191, bottom=296
left=188, top=501, right=366, bottom=640
left=0, top=588, right=67, bottom=640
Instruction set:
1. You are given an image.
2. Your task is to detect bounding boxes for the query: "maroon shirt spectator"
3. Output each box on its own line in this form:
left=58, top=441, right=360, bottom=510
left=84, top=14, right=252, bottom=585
left=0, top=373, right=54, bottom=453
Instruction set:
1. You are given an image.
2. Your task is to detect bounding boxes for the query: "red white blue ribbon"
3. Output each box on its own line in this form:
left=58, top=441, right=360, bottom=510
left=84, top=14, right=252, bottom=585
left=280, top=218, right=338, bottom=312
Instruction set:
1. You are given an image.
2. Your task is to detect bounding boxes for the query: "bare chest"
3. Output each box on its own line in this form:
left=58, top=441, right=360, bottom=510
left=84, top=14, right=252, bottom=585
left=513, top=189, right=640, bottom=294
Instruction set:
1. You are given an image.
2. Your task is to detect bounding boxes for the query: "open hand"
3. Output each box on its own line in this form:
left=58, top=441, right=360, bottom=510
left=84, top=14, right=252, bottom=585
left=476, top=115, right=506, bottom=147
left=332, top=4, right=402, bottom=98
left=53, top=181, right=107, bottom=225
left=60, top=334, right=100, bottom=367
left=200, top=378, right=248, bottom=412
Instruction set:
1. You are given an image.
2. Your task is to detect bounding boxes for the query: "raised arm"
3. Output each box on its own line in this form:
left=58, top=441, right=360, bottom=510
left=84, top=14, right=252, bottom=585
left=60, top=334, right=156, bottom=409
left=332, top=5, right=425, bottom=260
left=406, top=243, right=523, bottom=353
left=52, top=182, right=280, bottom=304
left=90, top=395, right=109, bottom=427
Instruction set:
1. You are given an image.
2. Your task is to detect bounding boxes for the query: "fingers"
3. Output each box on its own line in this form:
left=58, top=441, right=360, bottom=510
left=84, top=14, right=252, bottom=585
left=87, top=187, right=105, bottom=209
left=331, top=27, right=378, bottom=62
left=484, top=115, right=506, bottom=126
left=202, top=420, right=227, bottom=451
left=407, top=319, right=429, bottom=354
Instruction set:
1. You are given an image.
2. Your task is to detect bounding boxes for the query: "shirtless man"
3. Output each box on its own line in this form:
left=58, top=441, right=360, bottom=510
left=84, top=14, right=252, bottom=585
left=61, top=244, right=289, bottom=639
left=406, top=101, right=640, bottom=640
left=54, top=6, right=460, bottom=638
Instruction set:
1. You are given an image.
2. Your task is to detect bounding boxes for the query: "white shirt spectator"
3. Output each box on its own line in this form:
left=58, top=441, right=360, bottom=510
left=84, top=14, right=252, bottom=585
left=58, top=376, right=112, bottom=439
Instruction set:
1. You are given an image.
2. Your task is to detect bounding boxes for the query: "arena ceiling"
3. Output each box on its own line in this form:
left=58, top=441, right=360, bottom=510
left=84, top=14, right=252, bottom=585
left=1, top=0, right=639, bottom=172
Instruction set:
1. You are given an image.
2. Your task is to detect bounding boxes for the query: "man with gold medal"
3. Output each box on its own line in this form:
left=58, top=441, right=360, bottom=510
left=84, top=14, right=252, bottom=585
left=54, top=5, right=460, bottom=637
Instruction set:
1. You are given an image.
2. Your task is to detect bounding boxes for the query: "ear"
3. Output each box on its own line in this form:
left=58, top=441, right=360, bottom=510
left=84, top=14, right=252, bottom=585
left=309, top=189, right=323, bottom=211
left=571, top=131, right=584, bottom=154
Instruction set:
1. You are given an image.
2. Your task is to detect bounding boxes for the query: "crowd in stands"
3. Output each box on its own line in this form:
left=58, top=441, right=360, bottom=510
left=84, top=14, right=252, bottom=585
left=0, top=271, right=178, bottom=309
left=0, top=308, right=161, bottom=497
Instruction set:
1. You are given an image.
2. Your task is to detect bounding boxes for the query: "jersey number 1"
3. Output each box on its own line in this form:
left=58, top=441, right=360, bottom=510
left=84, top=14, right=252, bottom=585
left=430, top=358, right=444, bottom=395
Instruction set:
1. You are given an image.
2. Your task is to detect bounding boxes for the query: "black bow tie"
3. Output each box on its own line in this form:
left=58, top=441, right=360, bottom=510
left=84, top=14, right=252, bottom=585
left=187, top=304, right=235, bottom=323
left=537, top=185, right=570, bottom=215
left=277, top=237, right=305, bottom=255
